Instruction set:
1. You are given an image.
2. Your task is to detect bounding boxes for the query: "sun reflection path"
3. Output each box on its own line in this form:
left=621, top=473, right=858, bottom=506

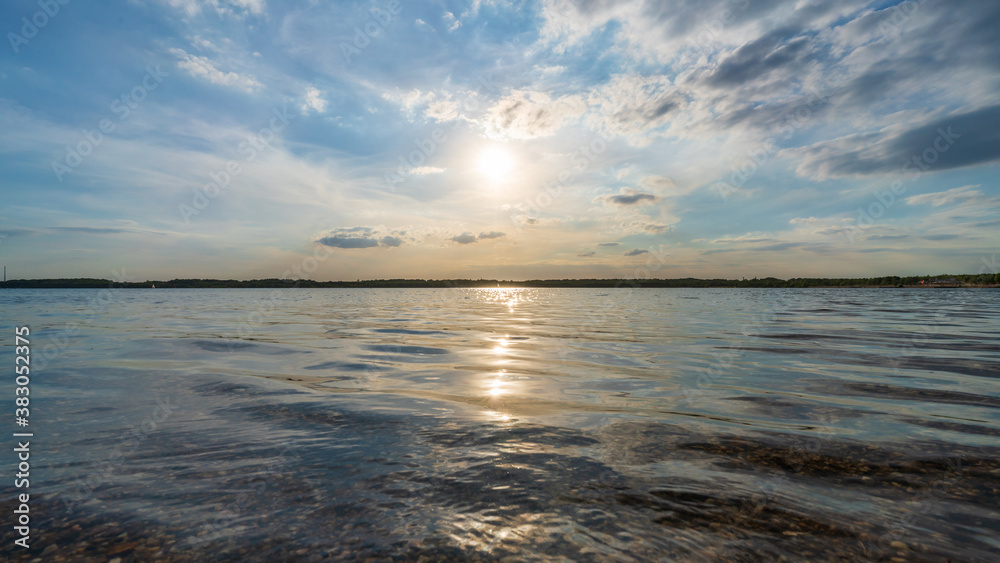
left=478, top=287, right=524, bottom=314
left=473, top=288, right=536, bottom=421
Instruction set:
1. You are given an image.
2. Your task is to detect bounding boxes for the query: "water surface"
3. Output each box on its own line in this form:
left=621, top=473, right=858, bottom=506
left=2, top=288, right=999, bottom=561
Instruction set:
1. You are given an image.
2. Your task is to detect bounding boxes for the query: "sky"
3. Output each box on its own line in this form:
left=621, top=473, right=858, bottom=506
left=1, top=0, right=998, bottom=281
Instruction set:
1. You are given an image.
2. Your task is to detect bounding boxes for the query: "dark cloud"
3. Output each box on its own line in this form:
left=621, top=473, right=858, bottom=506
left=624, top=249, right=649, bottom=256
left=49, top=227, right=130, bottom=234
left=814, top=1, right=1000, bottom=118
left=552, top=0, right=1000, bottom=148
left=451, top=232, right=478, bottom=244
left=317, top=226, right=408, bottom=249
left=600, top=190, right=657, bottom=206
left=795, top=104, right=1000, bottom=179
left=647, top=99, right=676, bottom=119
left=0, top=228, right=36, bottom=238
left=478, top=231, right=506, bottom=239
left=838, top=69, right=896, bottom=109
left=705, top=30, right=811, bottom=88
left=577, top=251, right=596, bottom=257
left=609, top=94, right=681, bottom=129
left=318, top=236, right=380, bottom=249
left=575, top=0, right=798, bottom=43
left=598, top=242, right=621, bottom=246
left=670, top=0, right=1000, bottom=142
left=611, top=192, right=656, bottom=205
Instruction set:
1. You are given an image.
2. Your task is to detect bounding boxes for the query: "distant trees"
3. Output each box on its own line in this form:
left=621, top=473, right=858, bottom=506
left=2, top=275, right=998, bottom=289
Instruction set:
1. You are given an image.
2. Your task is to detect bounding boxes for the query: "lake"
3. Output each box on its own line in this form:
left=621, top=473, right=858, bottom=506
left=2, top=288, right=999, bottom=561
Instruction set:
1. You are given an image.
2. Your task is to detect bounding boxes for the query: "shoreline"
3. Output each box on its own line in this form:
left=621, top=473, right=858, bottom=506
left=1, top=278, right=998, bottom=289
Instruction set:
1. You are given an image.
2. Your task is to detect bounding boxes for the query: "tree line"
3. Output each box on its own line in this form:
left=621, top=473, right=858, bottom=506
left=2, top=274, right=998, bottom=289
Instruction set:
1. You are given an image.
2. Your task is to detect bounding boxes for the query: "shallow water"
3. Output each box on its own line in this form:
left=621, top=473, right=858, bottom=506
left=2, top=288, right=999, bottom=561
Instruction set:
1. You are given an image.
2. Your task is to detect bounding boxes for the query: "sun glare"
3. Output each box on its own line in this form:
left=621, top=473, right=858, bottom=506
left=477, top=147, right=514, bottom=182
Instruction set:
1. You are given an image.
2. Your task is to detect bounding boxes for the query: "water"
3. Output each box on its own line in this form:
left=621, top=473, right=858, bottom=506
left=2, top=288, right=999, bottom=561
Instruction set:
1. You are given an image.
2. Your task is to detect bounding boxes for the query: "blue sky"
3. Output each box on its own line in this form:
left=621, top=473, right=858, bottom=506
left=1, top=0, right=998, bottom=281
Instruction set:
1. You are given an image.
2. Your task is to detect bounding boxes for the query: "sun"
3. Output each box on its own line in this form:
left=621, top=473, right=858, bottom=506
left=477, top=147, right=514, bottom=182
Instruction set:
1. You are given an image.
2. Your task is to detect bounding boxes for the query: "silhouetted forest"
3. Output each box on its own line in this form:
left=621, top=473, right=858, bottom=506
left=2, top=274, right=998, bottom=289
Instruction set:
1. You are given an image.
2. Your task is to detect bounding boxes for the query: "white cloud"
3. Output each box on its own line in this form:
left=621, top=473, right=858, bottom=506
left=443, top=11, right=461, bottom=32
left=381, top=88, right=442, bottom=121
left=302, top=86, right=327, bottom=113
left=168, top=48, right=262, bottom=92
left=906, top=185, right=983, bottom=207
left=161, top=0, right=265, bottom=19
left=484, top=90, right=585, bottom=140
left=411, top=166, right=446, bottom=175
left=189, top=35, right=219, bottom=52
left=638, top=175, right=695, bottom=197
left=712, top=232, right=778, bottom=244
left=584, top=74, right=681, bottom=145
left=425, top=97, right=461, bottom=122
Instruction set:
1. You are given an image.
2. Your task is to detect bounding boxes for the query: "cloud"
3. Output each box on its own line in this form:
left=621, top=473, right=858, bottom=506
left=168, top=48, right=262, bottom=92
left=577, top=251, right=596, bottom=257
left=534, top=0, right=1000, bottom=152
left=484, top=90, right=584, bottom=140
left=447, top=231, right=505, bottom=244
left=712, top=232, right=778, bottom=244
left=162, top=0, right=266, bottom=19
left=619, top=222, right=671, bottom=235
left=410, top=166, right=446, bottom=175
left=443, top=11, right=461, bottom=32
left=42, top=225, right=171, bottom=237
left=624, top=249, right=649, bottom=256
left=906, top=185, right=983, bottom=207
left=451, top=232, right=478, bottom=244
left=638, top=175, right=690, bottom=197
left=383, top=89, right=467, bottom=124
left=318, top=236, right=380, bottom=249
left=598, top=188, right=657, bottom=206
left=509, top=215, right=563, bottom=228
left=382, top=88, right=436, bottom=120
left=793, top=105, right=1000, bottom=180
left=700, top=242, right=814, bottom=255
left=302, top=86, right=327, bottom=113
left=0, top=228, right=35, bottom=238
left=425, top=98, right=461, bottom=122
left=703, top=32, right=812, bottom=88
left=585, top=74, right=681, bottom=144
left=316, top=226, right=407, bottom=249
left=598, top=242, right=621, bottom=247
